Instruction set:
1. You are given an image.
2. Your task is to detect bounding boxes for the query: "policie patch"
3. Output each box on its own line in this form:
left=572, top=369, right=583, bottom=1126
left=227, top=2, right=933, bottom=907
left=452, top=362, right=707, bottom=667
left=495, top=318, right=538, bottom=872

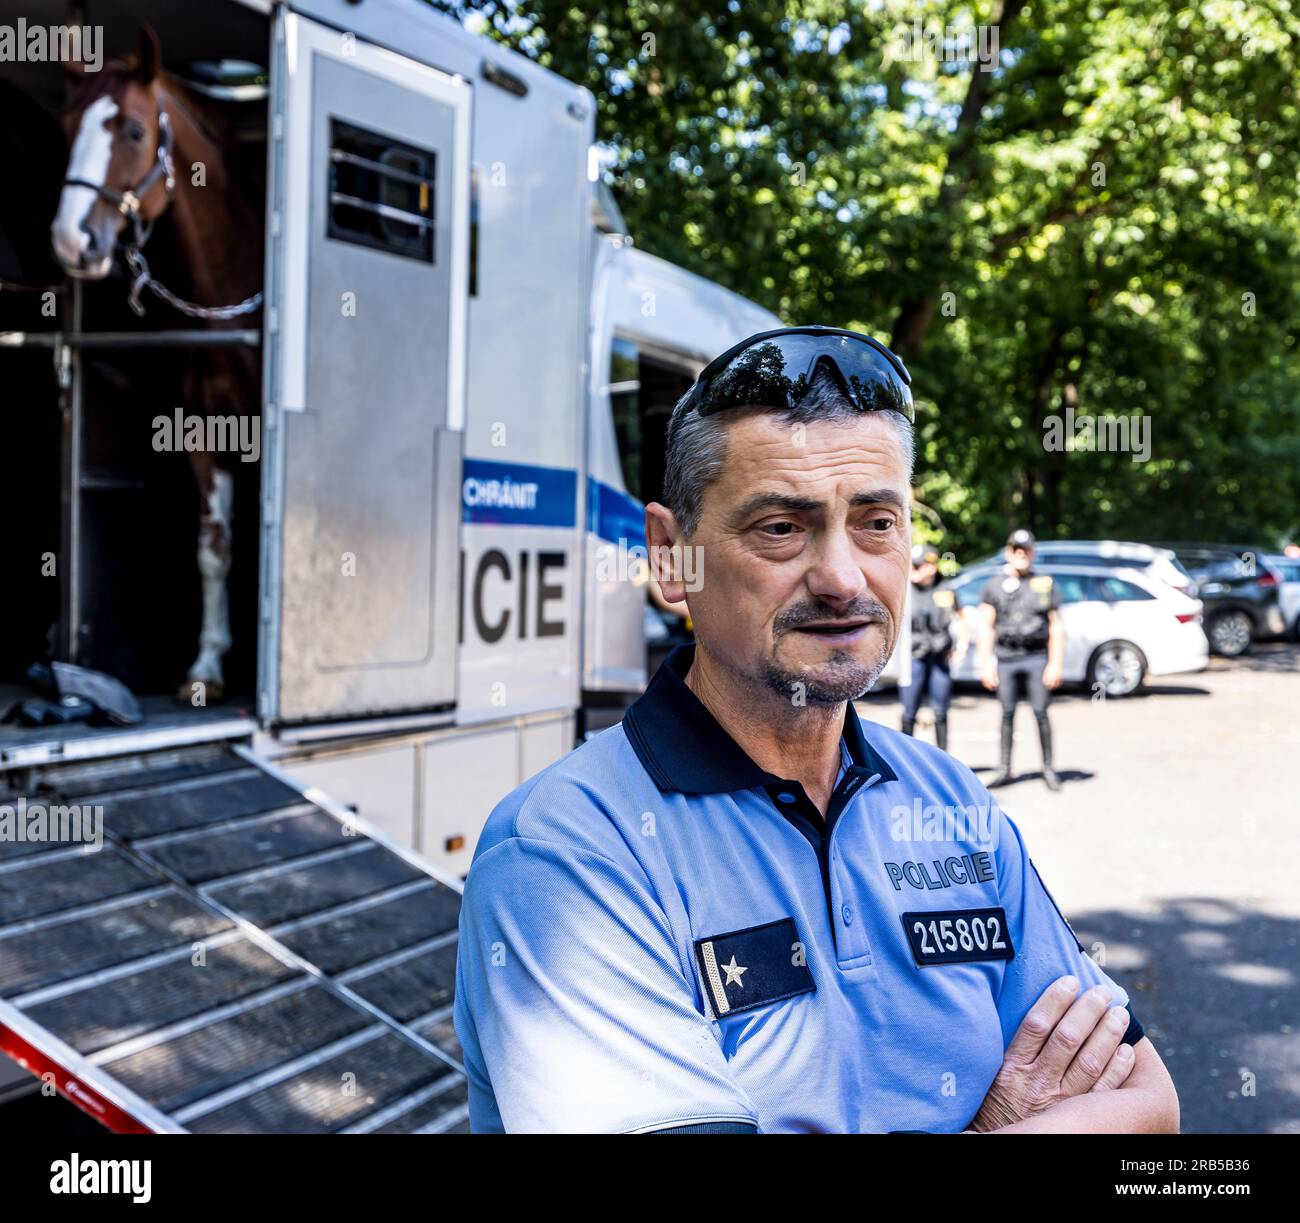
left=900, top=907, right=1016, bottom=967
left=694, top=918, right=815, bottom=1017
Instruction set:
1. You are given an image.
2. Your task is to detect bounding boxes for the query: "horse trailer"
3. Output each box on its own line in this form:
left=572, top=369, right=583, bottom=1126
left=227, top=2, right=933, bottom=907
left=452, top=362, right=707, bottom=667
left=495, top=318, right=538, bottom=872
left=0, top=0, right=798, bottom=1132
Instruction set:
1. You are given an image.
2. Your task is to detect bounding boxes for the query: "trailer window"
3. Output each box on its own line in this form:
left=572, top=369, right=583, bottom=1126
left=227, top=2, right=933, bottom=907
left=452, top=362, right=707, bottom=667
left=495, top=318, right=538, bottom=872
left=609, top=338, right=642, bottom=499
left=638, top=353, right=697, bottom=505
left=607, top=340, right=697, bottom=505
left=328, top=119, right=435, bottom=263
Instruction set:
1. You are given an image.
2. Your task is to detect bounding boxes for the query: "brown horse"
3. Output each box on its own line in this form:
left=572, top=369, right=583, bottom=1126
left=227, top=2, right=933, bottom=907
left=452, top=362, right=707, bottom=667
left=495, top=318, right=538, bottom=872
left=50, top=27, right=262, bottom=702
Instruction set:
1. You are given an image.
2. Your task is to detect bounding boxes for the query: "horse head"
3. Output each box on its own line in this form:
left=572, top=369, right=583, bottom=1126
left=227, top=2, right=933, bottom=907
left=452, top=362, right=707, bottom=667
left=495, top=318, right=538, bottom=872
left=52, top=26, right=174, bottom=280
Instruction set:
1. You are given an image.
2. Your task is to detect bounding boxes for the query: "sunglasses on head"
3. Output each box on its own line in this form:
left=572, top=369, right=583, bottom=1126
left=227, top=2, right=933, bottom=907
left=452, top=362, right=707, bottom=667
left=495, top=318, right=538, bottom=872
left=682, top=326, right=914, bottom=423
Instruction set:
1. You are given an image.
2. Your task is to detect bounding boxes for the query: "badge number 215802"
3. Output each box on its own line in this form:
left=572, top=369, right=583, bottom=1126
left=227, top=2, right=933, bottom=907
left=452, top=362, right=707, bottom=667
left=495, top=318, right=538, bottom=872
left=901, top=907, right=1016, bottom=966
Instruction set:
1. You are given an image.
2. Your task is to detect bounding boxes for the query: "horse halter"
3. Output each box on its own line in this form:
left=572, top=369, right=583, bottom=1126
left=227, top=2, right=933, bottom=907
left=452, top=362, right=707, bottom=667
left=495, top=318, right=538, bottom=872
left=63, top=104, right=176, bottom=249
left=60, top=97, right=262, bottom=320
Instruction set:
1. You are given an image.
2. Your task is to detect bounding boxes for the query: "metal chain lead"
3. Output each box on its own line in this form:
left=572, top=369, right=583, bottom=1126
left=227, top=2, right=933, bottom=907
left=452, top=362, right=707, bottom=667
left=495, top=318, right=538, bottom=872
left=124, top=244, right=264, bottom=321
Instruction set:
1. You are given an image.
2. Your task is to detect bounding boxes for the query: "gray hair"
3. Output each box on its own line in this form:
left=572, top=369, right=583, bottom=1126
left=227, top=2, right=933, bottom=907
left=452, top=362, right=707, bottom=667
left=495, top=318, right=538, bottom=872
left=662, top=367, right=915, bottom=538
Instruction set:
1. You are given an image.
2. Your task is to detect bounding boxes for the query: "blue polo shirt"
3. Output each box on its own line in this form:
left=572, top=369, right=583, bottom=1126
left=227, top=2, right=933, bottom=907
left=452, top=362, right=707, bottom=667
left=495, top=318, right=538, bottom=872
left=453, top=643, right=1142, bottom=1133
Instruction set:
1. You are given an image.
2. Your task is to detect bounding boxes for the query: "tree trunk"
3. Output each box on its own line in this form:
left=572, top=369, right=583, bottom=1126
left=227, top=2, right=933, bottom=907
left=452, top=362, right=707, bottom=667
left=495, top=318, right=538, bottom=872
left=889, top=0, right=1030, bottom=362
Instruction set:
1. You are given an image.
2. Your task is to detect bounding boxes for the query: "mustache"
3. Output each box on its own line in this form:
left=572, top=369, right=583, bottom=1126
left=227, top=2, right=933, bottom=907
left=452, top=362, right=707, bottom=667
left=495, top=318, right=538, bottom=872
left=775, top=597, right=893, bottom=633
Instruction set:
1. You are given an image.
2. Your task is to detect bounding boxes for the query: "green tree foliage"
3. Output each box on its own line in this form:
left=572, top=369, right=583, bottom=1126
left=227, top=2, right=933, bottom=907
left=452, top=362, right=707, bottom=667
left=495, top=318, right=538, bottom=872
left=433, top=0, right=1300, bottom=556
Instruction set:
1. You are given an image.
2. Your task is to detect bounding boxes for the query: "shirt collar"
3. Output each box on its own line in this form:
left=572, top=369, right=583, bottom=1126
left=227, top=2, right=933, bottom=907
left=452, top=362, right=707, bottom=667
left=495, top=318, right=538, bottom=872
left=622, top=642, right=898, bottom=795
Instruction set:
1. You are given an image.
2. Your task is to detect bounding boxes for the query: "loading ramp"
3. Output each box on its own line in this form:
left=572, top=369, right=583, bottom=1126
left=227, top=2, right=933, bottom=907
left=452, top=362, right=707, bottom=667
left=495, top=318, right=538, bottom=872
left=0, top=740, right=469, bottom=1133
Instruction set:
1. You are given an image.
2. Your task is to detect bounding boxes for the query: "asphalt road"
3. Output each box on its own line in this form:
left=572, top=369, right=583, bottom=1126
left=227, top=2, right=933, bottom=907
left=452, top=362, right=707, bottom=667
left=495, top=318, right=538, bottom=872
left=859, top=643, right=1300, bottom=1134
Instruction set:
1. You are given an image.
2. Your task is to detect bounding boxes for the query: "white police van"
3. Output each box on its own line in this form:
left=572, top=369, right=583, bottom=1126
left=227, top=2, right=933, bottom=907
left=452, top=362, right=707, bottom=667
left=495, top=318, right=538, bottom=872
left=0, top=0, right=905, bottom=1131
left=0, top=0, right=797, bottom=866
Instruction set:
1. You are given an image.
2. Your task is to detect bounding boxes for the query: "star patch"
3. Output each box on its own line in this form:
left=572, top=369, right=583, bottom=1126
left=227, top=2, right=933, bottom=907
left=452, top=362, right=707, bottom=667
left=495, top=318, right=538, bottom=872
left=694, top=918, right=815, bottom=1017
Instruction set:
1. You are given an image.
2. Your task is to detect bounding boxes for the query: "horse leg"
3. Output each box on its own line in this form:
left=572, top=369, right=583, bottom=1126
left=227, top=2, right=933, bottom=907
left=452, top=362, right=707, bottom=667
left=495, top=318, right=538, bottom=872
left=179, top=450, right=234, bottom=703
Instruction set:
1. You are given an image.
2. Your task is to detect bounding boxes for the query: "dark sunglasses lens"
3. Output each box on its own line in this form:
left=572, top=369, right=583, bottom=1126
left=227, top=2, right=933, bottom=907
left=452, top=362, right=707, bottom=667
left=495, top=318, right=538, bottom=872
left=695, top=333, right=912, bottom=421
left=698, top=335, right=814, bottom=414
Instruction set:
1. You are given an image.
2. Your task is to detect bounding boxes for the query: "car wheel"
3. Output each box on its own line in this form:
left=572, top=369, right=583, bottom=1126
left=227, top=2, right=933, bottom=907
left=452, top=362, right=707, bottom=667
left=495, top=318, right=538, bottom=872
left=1207, top=609, right=1253, bottom=656
left=1088, top=641, right=1146, bottom=697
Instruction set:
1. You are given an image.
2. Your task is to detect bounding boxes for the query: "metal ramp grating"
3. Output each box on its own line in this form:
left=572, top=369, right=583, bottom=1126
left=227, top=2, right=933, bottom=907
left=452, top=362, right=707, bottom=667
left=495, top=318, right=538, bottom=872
left=0, top=744, right=468, bottom=1133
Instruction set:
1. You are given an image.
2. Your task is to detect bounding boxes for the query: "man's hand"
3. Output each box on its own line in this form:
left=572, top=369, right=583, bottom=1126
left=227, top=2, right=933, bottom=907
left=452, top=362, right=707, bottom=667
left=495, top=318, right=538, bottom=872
left=1042, top=661, right=1062, bottom=690
left=967, top=976, right=1135, bottom=1133
left=980, top=659, right=999, bottom=691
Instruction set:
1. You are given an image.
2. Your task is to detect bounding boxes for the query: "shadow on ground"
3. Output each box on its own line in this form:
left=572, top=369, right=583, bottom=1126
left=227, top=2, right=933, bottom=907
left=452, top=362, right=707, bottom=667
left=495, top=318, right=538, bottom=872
left=1069, top=898, right=1299, bottom=1134
left=1206, top=643, right=1300, bottom=675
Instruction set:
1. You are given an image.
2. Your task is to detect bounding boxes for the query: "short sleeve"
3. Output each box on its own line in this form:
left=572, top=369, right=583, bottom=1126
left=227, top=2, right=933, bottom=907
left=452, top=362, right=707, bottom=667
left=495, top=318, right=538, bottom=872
left=453, top=835, right=758, bottom=1134
left=992, top=813, right=1143, bottom=1048
left=978, top=576, right=999, bottom=606
left=1048, top=578, right=1062, bottom=612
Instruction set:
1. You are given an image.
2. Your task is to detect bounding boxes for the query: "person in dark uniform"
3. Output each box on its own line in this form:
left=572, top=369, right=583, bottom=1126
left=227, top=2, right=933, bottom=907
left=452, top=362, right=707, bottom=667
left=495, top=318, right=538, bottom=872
left=900, top=545, right=965, bottom=750
left=977, top=529, right=1065, bottom=791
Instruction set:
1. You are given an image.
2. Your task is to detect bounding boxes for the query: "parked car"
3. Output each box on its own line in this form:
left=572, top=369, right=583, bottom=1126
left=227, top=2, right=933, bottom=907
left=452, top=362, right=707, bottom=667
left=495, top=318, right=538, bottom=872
left=970, top=540, right=1196, bottom=598
left=1156, top=544, right=1286, bottom=656
left=942, top=562, right=1208, bottom=696
left=1263, top=554, right=1300, bottom=639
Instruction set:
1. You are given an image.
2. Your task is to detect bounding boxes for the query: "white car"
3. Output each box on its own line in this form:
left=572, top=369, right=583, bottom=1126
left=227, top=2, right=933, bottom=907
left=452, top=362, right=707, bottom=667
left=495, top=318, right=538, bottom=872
left=1264, top=555, right=1300, bottom=638
left=943, top=562, right=1209, bottom=697
left=970, top=540, right=1197, bottom=599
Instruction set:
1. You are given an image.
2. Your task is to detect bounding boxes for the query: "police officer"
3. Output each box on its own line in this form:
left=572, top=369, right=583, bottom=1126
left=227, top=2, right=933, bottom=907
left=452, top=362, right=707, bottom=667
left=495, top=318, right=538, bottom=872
left=900, top=544, right=963, bottom=749
left=455, top=329, right=1176, bottom=1133
left=977, top=528, right=1064, bottom=790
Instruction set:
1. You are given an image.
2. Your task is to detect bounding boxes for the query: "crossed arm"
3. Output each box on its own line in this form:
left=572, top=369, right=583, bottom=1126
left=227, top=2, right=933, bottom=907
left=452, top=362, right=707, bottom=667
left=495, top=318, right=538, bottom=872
left=968, top=975, right=1179, bottom=1133
left=650, top=978, right=1179, bottom=1135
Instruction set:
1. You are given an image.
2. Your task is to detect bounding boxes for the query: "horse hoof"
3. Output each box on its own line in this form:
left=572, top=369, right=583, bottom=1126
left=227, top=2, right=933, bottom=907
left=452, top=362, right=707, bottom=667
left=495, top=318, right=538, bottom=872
left=175, top=679, right=224, bottom=704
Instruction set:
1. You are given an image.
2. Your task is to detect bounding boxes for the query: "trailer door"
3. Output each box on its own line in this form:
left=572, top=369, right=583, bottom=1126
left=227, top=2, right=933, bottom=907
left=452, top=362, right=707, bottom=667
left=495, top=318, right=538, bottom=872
left=260, top=12, right=469, bottom=725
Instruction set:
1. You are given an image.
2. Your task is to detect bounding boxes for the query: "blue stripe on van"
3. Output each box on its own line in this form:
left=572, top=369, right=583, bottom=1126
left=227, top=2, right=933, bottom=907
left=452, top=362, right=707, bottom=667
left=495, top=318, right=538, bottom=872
left=462, top=458, right=578, bottom=527
left=587, top=476, right=646, bottom=548
left=460, top=458, right=645, bottom=545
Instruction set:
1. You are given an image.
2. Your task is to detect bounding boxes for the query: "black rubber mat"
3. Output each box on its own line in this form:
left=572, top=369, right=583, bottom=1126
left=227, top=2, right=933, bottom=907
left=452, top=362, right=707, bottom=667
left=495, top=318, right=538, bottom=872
left=0, top=848, right=156, bottom=925
left=370, top=1079, right=469, bottom=1133
left=205, top=843, right=427, bottom=927
left=142, top=808, right=348, bottom=884
left=100, top=984, right=372, bottom=1114
left=275, top=883, right=461, bottom=975
left=24, top=937, right=301, bottom=1055
left=0, top=835, right=77, bottom=864
left=343, top=941, right=457, bottom=1023
left=101, top=772, right=303, bottom=840
left=0, top=890, right=232, bottom=999
left=52, top=754, right=245, bottom=801
left=184, top=1030, right=457, bottom=1134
